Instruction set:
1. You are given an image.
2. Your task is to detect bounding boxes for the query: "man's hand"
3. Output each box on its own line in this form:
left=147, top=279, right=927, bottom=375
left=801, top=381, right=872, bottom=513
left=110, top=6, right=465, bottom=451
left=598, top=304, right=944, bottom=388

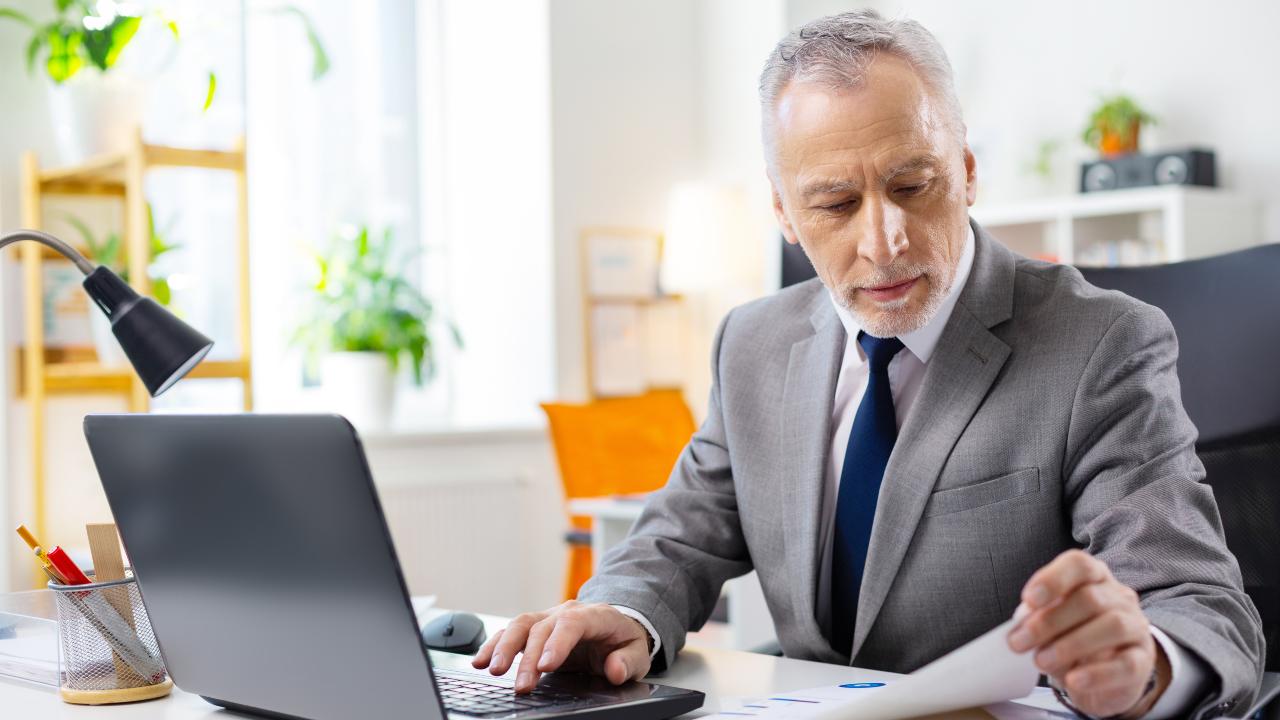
left=471, top=601, right=652, bottom=694
left=1008, top=550, right=1170, bottom=718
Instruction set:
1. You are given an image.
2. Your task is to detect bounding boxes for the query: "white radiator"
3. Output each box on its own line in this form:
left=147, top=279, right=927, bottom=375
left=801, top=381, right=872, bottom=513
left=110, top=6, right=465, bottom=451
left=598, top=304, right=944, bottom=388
left=378, top=475, right=531, bottom=616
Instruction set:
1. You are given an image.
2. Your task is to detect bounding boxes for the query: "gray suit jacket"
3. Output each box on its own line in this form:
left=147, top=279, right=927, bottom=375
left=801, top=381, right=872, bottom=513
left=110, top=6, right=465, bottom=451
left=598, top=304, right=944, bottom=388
left=577, top=221, right=1264, bottom=718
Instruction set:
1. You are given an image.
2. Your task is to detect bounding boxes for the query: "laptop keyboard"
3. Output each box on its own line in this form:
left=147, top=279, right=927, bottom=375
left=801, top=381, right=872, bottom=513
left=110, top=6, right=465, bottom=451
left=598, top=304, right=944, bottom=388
left=436, top=672, right=580, bottom=717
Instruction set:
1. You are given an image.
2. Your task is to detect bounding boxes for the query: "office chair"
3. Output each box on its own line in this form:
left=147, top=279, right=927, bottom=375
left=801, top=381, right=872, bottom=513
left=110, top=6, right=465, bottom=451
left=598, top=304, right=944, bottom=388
left=1081, top=243, right=1280, bottom=719
left=540, top=389, right=697, bottom=599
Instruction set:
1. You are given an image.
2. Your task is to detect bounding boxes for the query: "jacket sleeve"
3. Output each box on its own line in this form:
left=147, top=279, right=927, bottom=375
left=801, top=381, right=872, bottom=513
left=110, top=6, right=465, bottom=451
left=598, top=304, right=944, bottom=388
left=1063, top=302, right=1265, bottom=718
left=576, top=309, right=752, bottom=673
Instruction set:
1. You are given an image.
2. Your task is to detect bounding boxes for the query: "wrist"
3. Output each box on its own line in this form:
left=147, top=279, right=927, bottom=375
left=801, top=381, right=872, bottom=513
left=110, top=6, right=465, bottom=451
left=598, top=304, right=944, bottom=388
left=1053, top=643, right=1170, bottom=720
left=627, top=616, right=654, bottom=654
left=1117, top=644, right=1172, bottom=719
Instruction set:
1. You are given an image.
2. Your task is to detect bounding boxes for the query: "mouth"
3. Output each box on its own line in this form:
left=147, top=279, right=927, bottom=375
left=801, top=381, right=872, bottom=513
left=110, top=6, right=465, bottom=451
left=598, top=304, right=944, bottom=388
left=860, top=276, right=920, bottom=303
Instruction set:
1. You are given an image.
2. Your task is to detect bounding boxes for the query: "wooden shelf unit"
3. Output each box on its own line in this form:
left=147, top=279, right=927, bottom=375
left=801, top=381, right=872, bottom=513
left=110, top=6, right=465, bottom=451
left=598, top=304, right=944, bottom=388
left=578, top=226, right=686, bottom=400
left=17, top=130, right=254, bottom=565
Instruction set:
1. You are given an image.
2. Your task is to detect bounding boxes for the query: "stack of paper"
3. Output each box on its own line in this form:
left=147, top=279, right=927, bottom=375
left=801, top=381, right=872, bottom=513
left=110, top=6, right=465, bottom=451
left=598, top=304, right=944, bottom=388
left=709, top=619, right=1049, bottom=720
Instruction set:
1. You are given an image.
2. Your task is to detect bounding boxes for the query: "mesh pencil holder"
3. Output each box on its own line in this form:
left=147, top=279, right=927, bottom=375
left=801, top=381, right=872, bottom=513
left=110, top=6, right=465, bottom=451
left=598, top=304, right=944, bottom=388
left=49, top=572, right=172, bottom=705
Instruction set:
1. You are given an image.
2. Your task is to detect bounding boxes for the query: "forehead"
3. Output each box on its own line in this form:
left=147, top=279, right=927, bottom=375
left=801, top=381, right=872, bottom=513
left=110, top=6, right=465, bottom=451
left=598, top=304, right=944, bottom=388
left=772, top=54, right=950, bottom=185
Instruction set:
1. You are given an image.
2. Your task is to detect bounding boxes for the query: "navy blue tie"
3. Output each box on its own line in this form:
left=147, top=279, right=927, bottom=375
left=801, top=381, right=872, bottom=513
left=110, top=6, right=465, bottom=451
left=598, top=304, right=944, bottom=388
left=830, top=332, right=904, bottom=657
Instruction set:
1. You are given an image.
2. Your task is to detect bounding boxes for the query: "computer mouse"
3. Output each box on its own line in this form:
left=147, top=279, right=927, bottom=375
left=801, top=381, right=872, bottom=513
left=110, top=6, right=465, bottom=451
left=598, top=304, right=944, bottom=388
left=422, top=612, right=488, bottom=655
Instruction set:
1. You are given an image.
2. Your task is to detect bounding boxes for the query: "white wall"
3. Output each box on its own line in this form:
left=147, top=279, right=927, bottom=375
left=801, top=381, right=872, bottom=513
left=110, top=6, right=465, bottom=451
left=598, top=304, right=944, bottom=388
left=549, top=0, right=786, bottom=414
left=788, top=0, right=1280, bottom=241
left=549, top=0, right=709, bottom=403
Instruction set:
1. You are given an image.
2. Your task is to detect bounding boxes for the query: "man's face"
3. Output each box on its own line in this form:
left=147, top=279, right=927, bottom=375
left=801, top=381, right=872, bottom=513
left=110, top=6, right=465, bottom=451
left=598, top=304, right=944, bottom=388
left=769, top=54, right=977, bottom=338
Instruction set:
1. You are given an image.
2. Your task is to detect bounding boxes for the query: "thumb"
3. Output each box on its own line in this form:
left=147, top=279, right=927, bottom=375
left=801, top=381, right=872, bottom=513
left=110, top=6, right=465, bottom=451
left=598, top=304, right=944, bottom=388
left=602, top=643, right=649, bottom=685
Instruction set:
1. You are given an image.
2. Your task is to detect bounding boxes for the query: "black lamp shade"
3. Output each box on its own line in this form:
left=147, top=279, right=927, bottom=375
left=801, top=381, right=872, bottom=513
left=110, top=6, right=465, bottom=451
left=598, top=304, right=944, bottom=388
left=82, top=266, right=215, bottom=396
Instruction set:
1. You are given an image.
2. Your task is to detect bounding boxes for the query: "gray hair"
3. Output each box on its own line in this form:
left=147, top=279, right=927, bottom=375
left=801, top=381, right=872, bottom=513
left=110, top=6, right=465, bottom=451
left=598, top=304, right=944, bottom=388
left=759, top=9, right=966, bottom=170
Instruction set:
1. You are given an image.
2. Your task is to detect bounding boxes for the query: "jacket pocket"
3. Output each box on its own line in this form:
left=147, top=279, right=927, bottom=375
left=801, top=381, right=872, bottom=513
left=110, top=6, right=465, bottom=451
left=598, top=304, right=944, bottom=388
left=924, top=467, right=1041, bottom=517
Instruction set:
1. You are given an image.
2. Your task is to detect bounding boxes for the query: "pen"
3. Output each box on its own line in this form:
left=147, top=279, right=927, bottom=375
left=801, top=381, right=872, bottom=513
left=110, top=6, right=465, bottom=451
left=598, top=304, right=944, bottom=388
left=15, top=524, right=70, bottom=584
left=47, top=546, right=92, bottom=585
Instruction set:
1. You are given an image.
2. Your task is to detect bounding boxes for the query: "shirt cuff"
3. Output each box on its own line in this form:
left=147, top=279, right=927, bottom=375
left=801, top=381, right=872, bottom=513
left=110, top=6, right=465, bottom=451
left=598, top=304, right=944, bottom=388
left=611, top=605, right=661, bottom=659
left=1140, top=625, right=1211, bottom=720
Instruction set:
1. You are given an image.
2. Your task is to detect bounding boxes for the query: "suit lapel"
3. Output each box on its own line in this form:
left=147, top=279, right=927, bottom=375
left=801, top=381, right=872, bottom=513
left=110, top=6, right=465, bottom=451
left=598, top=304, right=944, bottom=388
left=779, top=293, right=845, bottom=656
left=849, top=222, right=1016, bottom=660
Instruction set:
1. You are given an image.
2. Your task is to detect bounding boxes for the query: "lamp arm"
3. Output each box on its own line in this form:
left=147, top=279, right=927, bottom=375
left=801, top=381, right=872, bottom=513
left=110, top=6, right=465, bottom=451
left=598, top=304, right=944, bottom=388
left=0, top=229, right=96, bottom=275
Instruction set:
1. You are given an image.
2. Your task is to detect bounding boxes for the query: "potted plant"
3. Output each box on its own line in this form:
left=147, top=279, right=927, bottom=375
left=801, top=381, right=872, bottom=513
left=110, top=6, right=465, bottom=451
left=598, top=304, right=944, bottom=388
left=293, top=225, right=460, bottom=432
left=64, top=204, right=179, bottom=366
left=1082, top=94, right=1156, bottom=158
left=1, top=1, right=327, bottom=162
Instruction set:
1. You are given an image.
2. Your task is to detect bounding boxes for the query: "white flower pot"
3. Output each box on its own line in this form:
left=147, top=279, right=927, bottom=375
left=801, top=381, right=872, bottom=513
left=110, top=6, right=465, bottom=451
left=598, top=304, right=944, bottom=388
left=320, top=352, right=396, bottom=433
left=89, top=311, right=130, bottom=368
left=46, top=73, right=147, bottom=165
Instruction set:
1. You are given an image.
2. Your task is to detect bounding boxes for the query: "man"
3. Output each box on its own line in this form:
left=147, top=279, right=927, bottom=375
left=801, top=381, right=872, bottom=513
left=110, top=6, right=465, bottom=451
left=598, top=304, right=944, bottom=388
left=474, top=11, right=1264, bottom=719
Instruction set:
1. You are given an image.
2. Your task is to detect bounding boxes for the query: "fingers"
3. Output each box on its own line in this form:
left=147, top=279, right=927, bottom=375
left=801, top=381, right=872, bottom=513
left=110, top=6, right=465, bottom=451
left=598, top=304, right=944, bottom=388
left=536, top=613, right=590, bottom=672
left=476, top=603, right=652, bottom=692
left=1033, top=609, right=1151, bottom=677
left=603, top=642, right=651, bottom=686
left=1009, top=578, right=1137, bottom=653
left=1020, top=549, right=1110, bottom=611
left=514, top=618, right=557, bottom=693
left=488, top=612, right=545, bottom=676
left=471, top=628, right=504, bottom=668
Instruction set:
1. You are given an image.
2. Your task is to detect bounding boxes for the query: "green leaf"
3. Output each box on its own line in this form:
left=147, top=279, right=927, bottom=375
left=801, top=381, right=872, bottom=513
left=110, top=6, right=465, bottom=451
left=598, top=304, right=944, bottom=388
left=101, top=232, right=123, bottom=272
left=103, top=14, right=140, bottom=68
left=25, top=32, right=43, bottom=74
left=272, top=5, right=330, bottom=80
left=291, top=225, right=460, bottom=384
left=202, top=71, right=216, bottom=111
left=59, top=212, right=99, bottom=257
left=80, top=12, right=138, bottom=71
left=151, top=276, right=171, bottom=306
left=0, top=8, right=37, bottom=29
left=55, top=0, right=74, bottom=12
left=45, top=26, right=84, bottom=83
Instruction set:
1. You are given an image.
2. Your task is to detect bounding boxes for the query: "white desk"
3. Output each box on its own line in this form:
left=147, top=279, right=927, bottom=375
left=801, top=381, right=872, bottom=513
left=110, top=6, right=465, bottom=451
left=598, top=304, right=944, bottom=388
left=567, top=497, right=777, bottom=652
left=0, top=607, right=1045, bottom=719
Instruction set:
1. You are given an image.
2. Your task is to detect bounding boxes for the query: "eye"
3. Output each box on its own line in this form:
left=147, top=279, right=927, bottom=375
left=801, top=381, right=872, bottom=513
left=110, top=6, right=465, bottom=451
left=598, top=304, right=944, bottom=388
left=894, top=182, right=928, bottom=197
left=819, top=198, right=858, bottom=213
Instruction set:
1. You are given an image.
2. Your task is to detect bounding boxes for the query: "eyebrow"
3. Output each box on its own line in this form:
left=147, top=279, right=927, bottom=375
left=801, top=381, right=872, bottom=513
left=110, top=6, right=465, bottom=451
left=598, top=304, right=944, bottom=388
left=799, top=155, right=943, bottom=200
left=879, top=155, right=942, bottom=185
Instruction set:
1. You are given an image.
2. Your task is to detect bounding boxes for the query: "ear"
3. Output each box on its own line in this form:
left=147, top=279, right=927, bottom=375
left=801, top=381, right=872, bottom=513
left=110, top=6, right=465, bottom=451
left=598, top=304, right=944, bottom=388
left=771, top=179, right=801, bottom=246
left=963, top=144, right=978, bottom=206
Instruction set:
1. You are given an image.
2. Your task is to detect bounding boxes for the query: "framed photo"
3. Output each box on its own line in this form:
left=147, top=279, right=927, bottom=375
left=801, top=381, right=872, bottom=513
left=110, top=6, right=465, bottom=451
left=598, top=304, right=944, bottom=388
left=581, top=228, right=661, bottom=300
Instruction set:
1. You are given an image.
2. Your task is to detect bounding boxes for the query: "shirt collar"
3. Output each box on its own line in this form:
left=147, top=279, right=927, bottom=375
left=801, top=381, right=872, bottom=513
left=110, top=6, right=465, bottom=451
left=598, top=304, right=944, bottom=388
left=828, top=223, right=976, bottom=365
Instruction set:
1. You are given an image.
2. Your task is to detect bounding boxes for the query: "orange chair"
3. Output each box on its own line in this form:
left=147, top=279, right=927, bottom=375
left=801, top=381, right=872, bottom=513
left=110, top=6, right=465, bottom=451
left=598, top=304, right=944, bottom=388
left=541, top=389, right=697, bottom=600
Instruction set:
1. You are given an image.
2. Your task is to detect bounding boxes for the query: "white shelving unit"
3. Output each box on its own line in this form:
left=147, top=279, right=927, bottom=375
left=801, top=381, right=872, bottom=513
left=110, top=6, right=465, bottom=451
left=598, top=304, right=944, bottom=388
left=971, top=186, right=1260, bottom=266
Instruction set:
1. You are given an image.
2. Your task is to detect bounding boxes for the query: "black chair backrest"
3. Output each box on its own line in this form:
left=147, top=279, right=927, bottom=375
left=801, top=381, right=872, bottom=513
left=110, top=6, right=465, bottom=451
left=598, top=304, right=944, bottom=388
left=781, top=236, right=817, bottom=289
left=1081, top=243, right=1280, bottom=672
left=1080, top=244, right=1280, bottom=444
left=1196, top=429, right=1280, bottom=672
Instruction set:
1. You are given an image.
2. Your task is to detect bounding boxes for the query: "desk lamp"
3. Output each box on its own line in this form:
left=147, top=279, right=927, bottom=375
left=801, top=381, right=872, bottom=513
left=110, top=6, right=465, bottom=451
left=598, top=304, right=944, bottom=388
left=0, top=229, right=213, bottom=396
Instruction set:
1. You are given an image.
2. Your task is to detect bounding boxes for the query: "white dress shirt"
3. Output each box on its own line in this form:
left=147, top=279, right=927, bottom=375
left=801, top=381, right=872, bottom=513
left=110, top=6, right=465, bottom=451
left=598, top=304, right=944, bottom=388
left=619, top=225, right=1207, bottom=717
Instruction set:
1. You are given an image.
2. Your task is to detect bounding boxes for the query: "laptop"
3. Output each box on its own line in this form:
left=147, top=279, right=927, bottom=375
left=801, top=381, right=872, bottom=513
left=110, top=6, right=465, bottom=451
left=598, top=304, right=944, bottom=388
left=84, top=413, right=704, bottom=720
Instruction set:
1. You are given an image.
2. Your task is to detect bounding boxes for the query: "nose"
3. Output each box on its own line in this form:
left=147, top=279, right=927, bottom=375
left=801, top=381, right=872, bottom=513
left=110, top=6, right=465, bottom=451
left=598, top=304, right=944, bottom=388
left=858, top=193, right=907, bottom=267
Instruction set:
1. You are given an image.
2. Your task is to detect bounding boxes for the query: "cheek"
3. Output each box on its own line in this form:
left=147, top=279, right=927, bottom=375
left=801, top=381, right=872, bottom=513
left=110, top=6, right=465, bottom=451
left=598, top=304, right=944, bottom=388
left=797, top=216, right=857, bottom=263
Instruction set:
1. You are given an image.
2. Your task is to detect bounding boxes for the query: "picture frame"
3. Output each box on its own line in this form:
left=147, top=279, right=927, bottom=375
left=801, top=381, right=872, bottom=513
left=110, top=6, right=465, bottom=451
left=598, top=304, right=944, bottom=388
left=581, top=227, right=662, bottom=300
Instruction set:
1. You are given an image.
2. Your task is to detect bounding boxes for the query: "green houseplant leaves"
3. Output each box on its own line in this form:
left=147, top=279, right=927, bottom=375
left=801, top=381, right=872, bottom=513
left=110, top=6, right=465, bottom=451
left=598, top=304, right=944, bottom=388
left=62, top=203, right=179, bottom=306
left=0, top=1, right=329, bottom=111
left=294, top=226, right=461, bottom=387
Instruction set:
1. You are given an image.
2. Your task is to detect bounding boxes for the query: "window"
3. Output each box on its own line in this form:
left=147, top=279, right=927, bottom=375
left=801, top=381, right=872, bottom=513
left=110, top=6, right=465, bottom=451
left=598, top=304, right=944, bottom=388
left=246, top=0, right=553, bottom=430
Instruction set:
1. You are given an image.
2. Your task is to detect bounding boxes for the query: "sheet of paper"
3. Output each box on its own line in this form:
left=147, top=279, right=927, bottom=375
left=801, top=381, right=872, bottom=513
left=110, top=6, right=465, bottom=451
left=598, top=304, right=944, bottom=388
left=0, top=634, right=60, bottom=686
left=705, top=619, right=1039, bottom=720
left=590, top=304, right=647, bottom=396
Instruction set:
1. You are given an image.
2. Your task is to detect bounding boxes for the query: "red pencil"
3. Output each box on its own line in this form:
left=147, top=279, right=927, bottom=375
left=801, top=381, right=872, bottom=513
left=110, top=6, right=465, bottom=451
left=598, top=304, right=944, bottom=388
left=46, top=546, right=92, bottom=585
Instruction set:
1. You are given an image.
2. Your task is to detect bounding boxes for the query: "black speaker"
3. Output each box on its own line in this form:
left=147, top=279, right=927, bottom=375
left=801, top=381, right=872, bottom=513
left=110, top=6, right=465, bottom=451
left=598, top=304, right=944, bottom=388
left=1080, top=148, right=1216, bottom=193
